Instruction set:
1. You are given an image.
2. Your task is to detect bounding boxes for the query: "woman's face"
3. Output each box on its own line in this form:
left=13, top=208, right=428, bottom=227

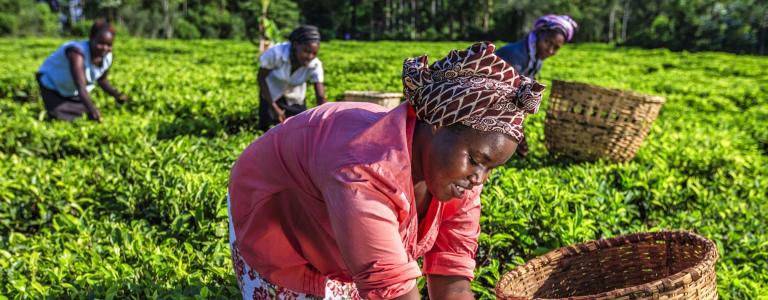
left=294, top=42, right=320, bottom=66
left=90, top=31, right=114, bottom=59
left=421, top=126, right=518, bottom=201
left=536, top=30, right=565, bottom=60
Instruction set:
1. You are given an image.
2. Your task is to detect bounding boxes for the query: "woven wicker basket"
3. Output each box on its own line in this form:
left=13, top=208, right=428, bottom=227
left=544, top=80, right=665, bottom=162
left=495, top=231, right=719, bottom=300
left=342, top=91, right=403, bottom=109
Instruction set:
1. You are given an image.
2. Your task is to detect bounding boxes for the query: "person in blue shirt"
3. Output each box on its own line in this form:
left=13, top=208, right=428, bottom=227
left=495, top=15, right=578, bottom=156
left=36, top=19, right=128, bottom=122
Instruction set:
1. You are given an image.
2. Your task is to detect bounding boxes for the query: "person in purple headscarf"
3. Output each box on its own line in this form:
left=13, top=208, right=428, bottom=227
left=496, top=14, right=578, bottom=79
left=495, top=14, right=577, bottom=156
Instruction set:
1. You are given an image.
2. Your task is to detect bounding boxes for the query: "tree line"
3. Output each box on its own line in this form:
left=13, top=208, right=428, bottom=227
left=1, top=0, right=766, bottom=54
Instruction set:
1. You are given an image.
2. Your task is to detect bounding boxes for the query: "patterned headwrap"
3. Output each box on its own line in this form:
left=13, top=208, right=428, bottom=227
left=523, top=15, right=578, bottom=77
left=402, top=42, right=545, bottom=142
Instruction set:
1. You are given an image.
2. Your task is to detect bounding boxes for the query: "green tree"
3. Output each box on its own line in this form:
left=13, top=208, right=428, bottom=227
left=0, top=0, right=59, bottom=36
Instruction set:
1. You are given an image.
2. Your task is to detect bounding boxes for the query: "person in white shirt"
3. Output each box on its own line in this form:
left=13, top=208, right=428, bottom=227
left=36, top=19, right=129, bottom=122
left=257, top=25, right=327, bottom=131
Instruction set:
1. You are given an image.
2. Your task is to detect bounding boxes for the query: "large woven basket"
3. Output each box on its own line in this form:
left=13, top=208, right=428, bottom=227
left=495, top=231, right=719, bottom=300
left=544, top=80, right=665, bottom=162
left=342, top=91, right=403, bottom=109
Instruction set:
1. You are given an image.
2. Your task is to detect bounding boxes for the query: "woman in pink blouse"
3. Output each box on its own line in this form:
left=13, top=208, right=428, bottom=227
left=228, top=42, right=545, bottom=300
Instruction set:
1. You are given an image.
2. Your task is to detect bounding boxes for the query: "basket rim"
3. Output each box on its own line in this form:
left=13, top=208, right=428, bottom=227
left=495, top=230, right=719, bottom=300
left=551, top=80, right=666, bottom=104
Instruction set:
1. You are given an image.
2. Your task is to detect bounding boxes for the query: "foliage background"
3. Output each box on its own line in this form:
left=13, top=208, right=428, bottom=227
left=0, top=37, right=766, bottom=299
left=0, top=0, right=766, bottom=54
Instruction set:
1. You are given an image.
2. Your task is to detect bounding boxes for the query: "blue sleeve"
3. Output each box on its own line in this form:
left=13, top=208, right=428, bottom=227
left=495, top=42, right=528, bottom=74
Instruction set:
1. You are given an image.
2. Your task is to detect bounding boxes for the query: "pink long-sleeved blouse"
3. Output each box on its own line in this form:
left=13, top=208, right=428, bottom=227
left=228, top=102, right=482, bottom=299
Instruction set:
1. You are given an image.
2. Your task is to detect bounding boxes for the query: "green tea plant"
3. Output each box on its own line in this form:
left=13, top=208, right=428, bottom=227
left=0, top=38, right=766, bottom=299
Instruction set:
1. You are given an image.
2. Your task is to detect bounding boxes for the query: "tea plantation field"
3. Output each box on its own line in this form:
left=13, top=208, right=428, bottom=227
left=0, top=38, right=766, bottom=299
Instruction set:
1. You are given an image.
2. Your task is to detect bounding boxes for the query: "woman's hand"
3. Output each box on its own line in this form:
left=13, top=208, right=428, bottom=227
left=115, top=94, right=130, bottom=103
left=88, top=108, right=102, bottom=123
left=97, top=71, right=127, bottom=105
left=270, top=100, right=287, bottom=123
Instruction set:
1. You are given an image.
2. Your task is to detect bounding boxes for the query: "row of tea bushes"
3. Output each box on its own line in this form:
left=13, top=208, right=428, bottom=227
left=1, top=38, right=766, bottom=298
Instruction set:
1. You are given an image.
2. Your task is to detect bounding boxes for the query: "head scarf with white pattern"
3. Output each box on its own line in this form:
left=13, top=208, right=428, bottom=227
left=402, top=42, right=545, bottom=143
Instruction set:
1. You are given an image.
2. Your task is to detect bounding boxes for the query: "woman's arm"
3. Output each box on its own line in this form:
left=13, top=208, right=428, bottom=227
left=313, top=81, right=326, bottom=105
left=257, top=67, right=286, bottom=122
left=393, top=285, right=420, bottom=300
left=423, top=191, right=483, bottom=299
left=66, top=47, right=100, bottom=122
left=97, top=71, right=129, bottom=103
left=427, top=275, right=475, bottom=300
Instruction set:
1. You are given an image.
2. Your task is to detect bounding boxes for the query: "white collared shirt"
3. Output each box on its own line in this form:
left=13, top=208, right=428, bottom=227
left=259, top=42, right=324, bottom=106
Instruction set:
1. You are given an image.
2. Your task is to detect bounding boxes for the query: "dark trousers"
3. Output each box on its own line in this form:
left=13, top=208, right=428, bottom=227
left=36, top=73, right=88, bottom=121
left=258, top=95, right=307, bottom=131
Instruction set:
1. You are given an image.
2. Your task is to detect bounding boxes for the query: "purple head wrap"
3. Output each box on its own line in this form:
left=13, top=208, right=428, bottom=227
left=522, top=15, right=578, bottom=77
left=532, top=14, right=579, bottom=42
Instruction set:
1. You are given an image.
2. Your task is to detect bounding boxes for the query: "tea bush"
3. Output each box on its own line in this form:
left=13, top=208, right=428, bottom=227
left=0, top=38, right=766, bottom=299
